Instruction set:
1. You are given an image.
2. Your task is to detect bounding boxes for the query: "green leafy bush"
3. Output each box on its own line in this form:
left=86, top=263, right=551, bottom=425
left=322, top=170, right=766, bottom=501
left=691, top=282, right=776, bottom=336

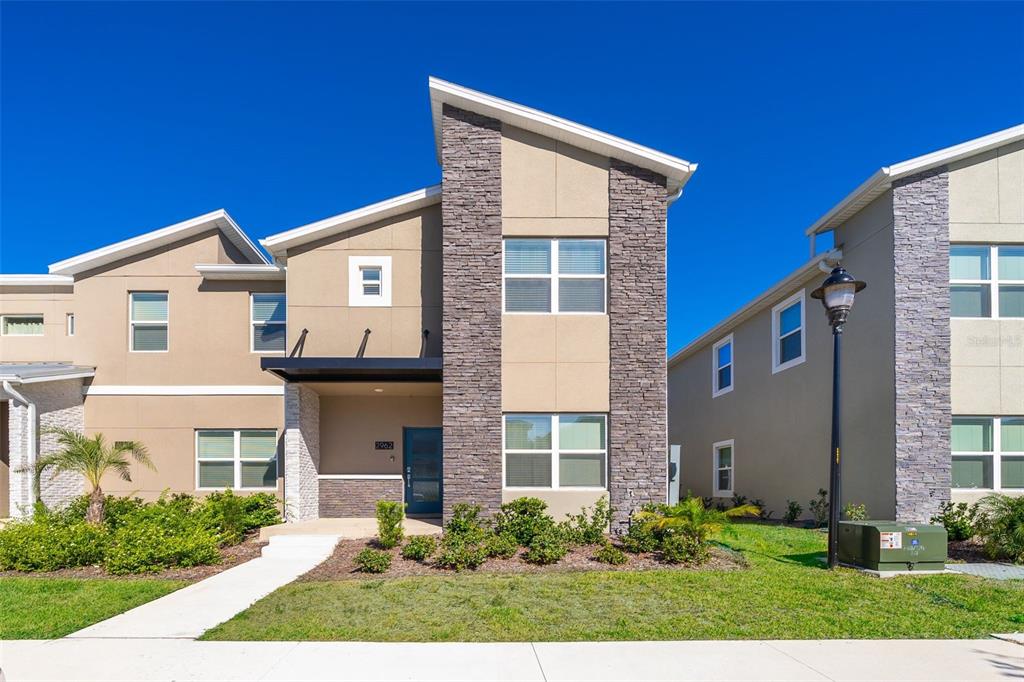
left=435, top=534, right=487, bottom=571
left=0, top=518, right=107, bottom=571
left=978, top=494, right=1024, bottom=563
left=931, top=501, right=983, bottom=542
left=783, top=500, right=802, bottom=524
left=495, top=497, right=554, bottom=546
left=661, top=533, right=705, bottom=564
left=239, top=493, right=282, bottom=530
left=808, top=489, right=829, bottom=527
left=622, top=520, right=659, bottom=554
left=375, top=500, right=405, bottom=549
left=594, top=542, right=627, bottom=565
left=484, top=532, right=519, bottom=559
left=401, top=535, right=437, bottom=561
left=103, top=503, right=221, bottom=574
left=62, top=494, right=147, bottom=530
left=842, top=502, right=868, bottom=521
left=197, top=490, right=247, bottom=545
left=444, top=503, right=487, bottom=543
left=524, top=526, right=568, bottom=565
left=354, top=548, right=392, bottom=573
left=560, top=497, right=612, bottom=545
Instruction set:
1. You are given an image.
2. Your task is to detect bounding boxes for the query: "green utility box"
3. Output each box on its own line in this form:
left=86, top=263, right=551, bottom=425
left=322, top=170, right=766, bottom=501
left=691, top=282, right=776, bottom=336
left=838, top=521, right=947, bottom=571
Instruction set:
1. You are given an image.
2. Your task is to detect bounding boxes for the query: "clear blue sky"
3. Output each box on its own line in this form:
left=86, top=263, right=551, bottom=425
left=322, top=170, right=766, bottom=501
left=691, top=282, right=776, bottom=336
left=2, top=2, right=1021, bottom=353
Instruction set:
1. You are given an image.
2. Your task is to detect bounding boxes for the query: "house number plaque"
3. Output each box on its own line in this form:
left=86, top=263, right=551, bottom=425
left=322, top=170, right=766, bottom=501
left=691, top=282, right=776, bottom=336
left=375, top=441, right=395, bottom=450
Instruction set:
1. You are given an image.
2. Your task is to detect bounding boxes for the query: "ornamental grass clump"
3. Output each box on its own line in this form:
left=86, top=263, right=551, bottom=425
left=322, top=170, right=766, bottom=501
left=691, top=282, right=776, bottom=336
left=375, top=500, right=405, bottom=549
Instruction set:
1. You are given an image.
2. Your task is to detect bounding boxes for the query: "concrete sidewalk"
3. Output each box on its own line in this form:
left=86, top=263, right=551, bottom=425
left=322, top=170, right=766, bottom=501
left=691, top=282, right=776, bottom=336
left=1, top=638, right=1020, bottom=681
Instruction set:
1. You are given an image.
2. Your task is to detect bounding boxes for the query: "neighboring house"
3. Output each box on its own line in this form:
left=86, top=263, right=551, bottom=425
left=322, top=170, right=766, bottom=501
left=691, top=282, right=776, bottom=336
left=668, top=125, right=1024, bottom=524
left=0, top=78, right=695, bottom=529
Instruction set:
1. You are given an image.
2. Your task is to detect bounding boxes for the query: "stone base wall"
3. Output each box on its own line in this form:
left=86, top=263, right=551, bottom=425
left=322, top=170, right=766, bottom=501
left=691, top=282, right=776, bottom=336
left=608, top=160, right=669, bottom=531
left=284, top=383, right=320, bottom=522
left=318, top=478, right=403, bottom=517
left=892, top=168, right=952, bottom=522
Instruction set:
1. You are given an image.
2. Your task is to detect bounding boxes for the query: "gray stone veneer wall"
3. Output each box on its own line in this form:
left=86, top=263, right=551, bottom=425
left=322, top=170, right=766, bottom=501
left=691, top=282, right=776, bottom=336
left=319, top=478, right=403, bottom=517
left=284, top=383, right=320, bottom=522
left=440, top=103, right=503, bottom=521
left=892, top=167, right=951, bottom=522
left=608, top=160, right=669, bottom=531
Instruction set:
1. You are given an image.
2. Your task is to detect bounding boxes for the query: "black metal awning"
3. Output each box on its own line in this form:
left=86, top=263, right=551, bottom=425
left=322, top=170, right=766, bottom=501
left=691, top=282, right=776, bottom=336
left=260, top=356, right=442, bottom=383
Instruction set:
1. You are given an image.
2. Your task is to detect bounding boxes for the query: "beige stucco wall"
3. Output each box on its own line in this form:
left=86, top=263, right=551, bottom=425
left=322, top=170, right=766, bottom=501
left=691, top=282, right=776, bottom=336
left=948, top=140, right=1024, bottom=242
left=0, top=286, right=76, bottom=362
left=84, top=394, right=283, bottom=498
left=502, top=489, right=607, bottom=522
left=285, top=205, right=442, bottom=358
left=318, top=394, right=441, bottom=475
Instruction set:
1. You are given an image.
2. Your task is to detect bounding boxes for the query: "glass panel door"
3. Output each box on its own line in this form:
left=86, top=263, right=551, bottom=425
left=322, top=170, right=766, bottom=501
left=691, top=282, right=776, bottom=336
left=404, top=427, right=442, bottom=515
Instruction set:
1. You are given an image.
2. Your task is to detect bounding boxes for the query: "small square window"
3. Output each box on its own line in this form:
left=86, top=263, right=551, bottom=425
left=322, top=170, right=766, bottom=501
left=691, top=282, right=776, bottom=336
left=361, top=267, right=382, bottom=297
left=348, top=256, right=391, bottom=307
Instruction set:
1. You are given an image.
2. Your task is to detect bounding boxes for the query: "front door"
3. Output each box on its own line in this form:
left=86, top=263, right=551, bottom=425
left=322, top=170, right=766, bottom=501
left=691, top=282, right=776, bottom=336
left=404, top=427, right=442, bottom=515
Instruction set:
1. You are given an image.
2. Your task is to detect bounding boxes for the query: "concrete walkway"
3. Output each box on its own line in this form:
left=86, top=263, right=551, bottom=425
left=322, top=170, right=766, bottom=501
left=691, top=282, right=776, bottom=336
left=1, top=638, right=1020, bottom=681
left=259, top=517, right=441, bottom=541
left=67, top=535, right=340, bottom=639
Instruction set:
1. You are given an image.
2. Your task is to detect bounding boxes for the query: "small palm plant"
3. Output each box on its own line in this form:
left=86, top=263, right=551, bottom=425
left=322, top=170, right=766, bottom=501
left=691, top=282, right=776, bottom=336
left=979, top=493, right=1024, bottom=564
left=32, top=428, right=153, bottom=524
left=634, top=496, right=760, bottom=547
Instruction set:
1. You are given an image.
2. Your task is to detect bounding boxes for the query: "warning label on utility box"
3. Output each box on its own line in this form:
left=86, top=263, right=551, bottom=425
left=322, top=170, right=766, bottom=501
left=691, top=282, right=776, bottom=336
left=880, top=532, right=903, bottom=550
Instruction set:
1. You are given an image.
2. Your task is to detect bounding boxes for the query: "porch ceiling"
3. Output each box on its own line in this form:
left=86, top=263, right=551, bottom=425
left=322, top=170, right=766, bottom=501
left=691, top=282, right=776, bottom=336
left=260, top=356, right=442, bottom=384
left=306, top=381, right=441, bottom=397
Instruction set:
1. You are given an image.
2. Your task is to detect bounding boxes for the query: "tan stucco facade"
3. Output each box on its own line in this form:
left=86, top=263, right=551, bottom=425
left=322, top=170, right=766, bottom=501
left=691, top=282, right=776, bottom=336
left=0, top=286, right=75, bottom=362
left=948, top=140, right=1024, bottom=242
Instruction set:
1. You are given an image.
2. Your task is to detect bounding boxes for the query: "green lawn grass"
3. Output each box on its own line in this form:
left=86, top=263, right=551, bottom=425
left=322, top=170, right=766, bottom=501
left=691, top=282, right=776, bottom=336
left=203, top=524, right=1024, bottom=641
left=0, top=577, right=186, bottom=639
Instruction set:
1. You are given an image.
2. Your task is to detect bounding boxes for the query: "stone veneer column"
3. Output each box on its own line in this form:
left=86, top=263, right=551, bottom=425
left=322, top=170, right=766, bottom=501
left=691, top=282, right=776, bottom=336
left=892, top=167, right=951, bottom=522
left=608, top=160, right=669, bottom=531
left=440, top=103, right=503, bottom=521
left=284, top=383, right=320, bottom=522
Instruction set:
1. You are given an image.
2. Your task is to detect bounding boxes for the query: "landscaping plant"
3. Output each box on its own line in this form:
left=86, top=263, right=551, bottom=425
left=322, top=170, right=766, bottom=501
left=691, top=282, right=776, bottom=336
left=783, top=500, right=802, bottom=524
left=401, top=536, right=437, bottom=561
left=524, top=526, right=568, bottom=565
left=593, top=542, right=628, bottom=565
left=354, top=548, right=392, bottom=573
left=808, top=489, right=829, bottom=528
left=559, top=497, right=612, bottom=545
left=435, top=534, right=487, bottom=571
left=483, top=532, right=519, bottom=559
left=495, top=497, right=555, bottom=546
left=0, top=516, right=107, bottom=571
left=931, top=501, right=983, bottom=542
left=978, top=493, right=1024, bottom=563
left=661, top=532, right=704, bottom=564
left=842, top=502, right=868, bottom=521
left=632, top=496, right=759, bottom=564
left=375, top=500, right=405, bottom=549
left=444, top=503, right=488, bottom=543
left=622, top=519, right=659, bottom=554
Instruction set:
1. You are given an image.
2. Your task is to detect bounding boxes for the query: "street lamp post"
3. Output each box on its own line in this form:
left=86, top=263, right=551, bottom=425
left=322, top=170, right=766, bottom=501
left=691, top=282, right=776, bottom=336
left=811, top=266, right=866, bottom=569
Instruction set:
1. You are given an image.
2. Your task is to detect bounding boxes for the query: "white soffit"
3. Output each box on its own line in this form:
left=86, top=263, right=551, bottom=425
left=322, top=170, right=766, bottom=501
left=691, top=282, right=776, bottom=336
left=260, top=185, right=442, bottom=257
left=48, top=209, right=269, bottom=276
left=194, top=264, right=286, bottom=280
left=807, top=123, right=1024, bottom=236
left=428, top=77, right=697, bottom=193
left=0, top=274, right=74, bottom=286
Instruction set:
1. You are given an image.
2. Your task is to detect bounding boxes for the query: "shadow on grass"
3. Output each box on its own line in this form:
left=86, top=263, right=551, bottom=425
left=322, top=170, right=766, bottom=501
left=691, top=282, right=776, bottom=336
left=773, top=551, right=828, bottom=569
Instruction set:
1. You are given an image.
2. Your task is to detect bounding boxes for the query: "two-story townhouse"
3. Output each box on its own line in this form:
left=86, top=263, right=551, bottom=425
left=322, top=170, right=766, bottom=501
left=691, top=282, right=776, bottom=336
left=667, top=125, right=1024, bottom=523
left=1, top=78, right=695, bottom=529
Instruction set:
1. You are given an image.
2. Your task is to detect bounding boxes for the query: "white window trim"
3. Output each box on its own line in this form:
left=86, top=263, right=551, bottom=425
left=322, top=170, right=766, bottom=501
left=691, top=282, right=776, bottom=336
left=712, top=333, right=734, bottom=398
left=771, top=290, right=806, bottom=374
left=250, top=293, right=286, bottom=354
left=0, top=314, right=45, bottom=337
left=951, top=415, right=1024, bottom=492
left=502, top=239, right=608, bottom=315
left=502, top=413, right=608, bottom=491
left=712, top=439, right=734, bottom=497
left=195, top=428, right=279, bottom=491
left=950, top=244, right=1024, bottom=320
left=129, top=291, right=169, bottom=353
left=348, top=256, right=392, bottom=307
left=66, top=313, right=75, bottom=337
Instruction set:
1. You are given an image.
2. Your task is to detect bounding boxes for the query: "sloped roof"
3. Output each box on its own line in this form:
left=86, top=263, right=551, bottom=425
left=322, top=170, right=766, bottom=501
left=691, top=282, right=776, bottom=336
left=0, top=362, right=95, bottom=384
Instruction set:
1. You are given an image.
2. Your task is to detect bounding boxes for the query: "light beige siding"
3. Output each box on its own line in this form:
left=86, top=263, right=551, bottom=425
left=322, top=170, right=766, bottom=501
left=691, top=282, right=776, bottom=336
left=949, top=141, right=1024, bottom=241
left=0, top=286, right=75, bottom=362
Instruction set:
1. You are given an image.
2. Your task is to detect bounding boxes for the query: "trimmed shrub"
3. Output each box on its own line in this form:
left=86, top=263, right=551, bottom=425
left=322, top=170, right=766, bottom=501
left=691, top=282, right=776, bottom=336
left=103, top=503, right=221, bottom=574
left=524, top=526, right=568, bottom=565
left=239, top=493, right=282, bottom=530
left=444, top=503, right=487, bottom=543
left=808, top=489, right=829, bottom=528
left=560, top=497, right=612, bottom=546
left=783, top=500, right=802, bottom=524
left=594, top=542, right=628, bottom=565
left=435, top=534, right=487, bottom=571
left=494, top=497, right=554, bottom=546
left=375, top=500, right=405, bottom=549
left=0, top=518, right=107, bottom=571
left=931, top=501, right=983, bottom=542
left=484, top=532, right=519, bottom=559
left=198, top=490, right=247, bottom=545
left=622, top=521, right=659, bottom=554
left=354, top=548, right=392, bottom=573
left=401, top=535, right=437, bottom=561
left=661, top=533, right=706, bottom=564
left=842, top=502, right=868, bottom=521
left=979, top=494, right=1024, bottom=563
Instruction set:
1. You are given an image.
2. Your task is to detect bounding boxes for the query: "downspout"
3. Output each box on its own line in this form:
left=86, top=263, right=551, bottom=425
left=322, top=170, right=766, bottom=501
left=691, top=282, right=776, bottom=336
left=664, top=183, right=684, bottom=504
left=2, top=380, right=36, bottom=514
left=666, top=185, right=685, bottom=205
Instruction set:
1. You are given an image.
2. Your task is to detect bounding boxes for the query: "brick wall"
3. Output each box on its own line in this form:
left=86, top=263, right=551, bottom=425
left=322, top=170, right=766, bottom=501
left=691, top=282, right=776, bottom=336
left=284, top=383, right=320, bottom=521
left=440, top=103, right=504, bottom=521
left=318, top=478, right=403, bottom=517
left=608, top=160, right=669, bottom=531
left=892, top=168, right=952, bottom=522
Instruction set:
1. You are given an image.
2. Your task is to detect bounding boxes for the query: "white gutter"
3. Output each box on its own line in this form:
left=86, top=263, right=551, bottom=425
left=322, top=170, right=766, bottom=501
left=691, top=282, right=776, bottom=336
left=3, top=380, right=37, bottom=513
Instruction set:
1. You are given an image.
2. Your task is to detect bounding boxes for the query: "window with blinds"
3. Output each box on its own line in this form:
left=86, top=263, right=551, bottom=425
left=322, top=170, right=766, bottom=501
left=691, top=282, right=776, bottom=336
left=1, top=315, right=44, bottom=336
left=950, top=245, right=1024, bottom=318
left=503, top=239, right=606, bottom=314
left=952, top=416, right=1024, bottom=491
left=197, top=429, right=278, bottom=489
left=504, top=413, right=606, bottom=489
left=251, top=293, right=286, bottom=352
left=130, top=292, right=168, bottom=351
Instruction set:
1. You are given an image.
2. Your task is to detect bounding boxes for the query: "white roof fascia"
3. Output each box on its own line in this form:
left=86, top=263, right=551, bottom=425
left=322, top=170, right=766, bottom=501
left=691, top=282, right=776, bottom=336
left=806, top=124, right=1024, bottom=236
left=194, top=264, right=286, bottom=280
left=668, top=249, right=843, bottom=368
left=48, top=209, right=269, bottom=276
left=428, top=77, right=697, bottom=194
left=0, top=274, right=74, bottom=286
left=260, top=185, right=442, bottom=257
left=0, top=365, right=96, bottom=384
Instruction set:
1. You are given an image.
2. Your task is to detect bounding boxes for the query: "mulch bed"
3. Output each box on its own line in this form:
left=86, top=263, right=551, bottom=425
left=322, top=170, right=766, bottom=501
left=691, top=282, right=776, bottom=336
left=946, top=538, right=994, bottom=563
left=0, top=533, right=266, bottom=582
left=300, top=537, right=747, bottom=582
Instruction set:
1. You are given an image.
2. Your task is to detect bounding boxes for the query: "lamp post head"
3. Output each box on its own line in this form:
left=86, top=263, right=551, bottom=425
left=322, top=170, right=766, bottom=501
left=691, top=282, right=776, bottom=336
left=811, top=266, right=866, bottom=333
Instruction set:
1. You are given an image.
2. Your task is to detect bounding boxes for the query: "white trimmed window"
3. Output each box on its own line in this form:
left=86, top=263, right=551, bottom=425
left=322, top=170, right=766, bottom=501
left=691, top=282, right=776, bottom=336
left=950, top=245, right=1024, bottom=318
left=952, top=416, right=1024, bottom=491
left=66, top=313, right=75, bottom=336
left=251, top=293, right=286, bottom=353
left=713, top=440, right=734, bottom=497
left=1, top=315, right=44, bottom=336
left=503, top=414, right=607, bottom=489
left=130, top=292, right=168, bottom=352
left=196, top=429, right=278, bottom=490
left=348, top=256, right=392, bottom=307
left=712, top=334, right=734, bottom=397
left=503, top=239, right=606, bottom=314
left=771, top=290, right=805, bottom=373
